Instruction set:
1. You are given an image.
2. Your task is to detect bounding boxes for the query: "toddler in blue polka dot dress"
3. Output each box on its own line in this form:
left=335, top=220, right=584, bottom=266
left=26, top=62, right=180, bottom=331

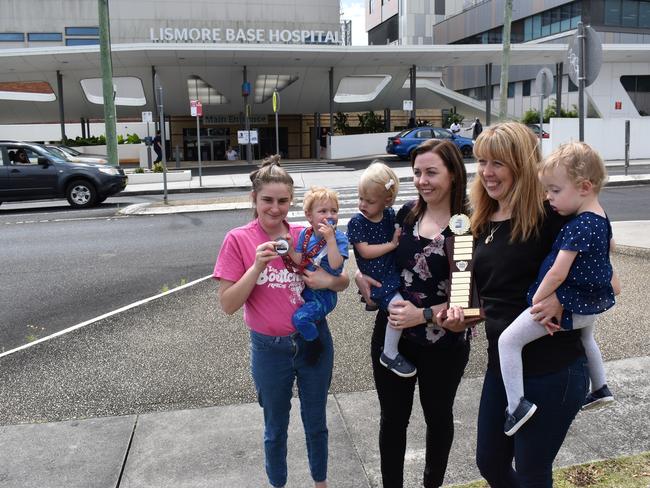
left=347, top=161, right=416, bottom=378
left=499, top=141, right=622, bottom=437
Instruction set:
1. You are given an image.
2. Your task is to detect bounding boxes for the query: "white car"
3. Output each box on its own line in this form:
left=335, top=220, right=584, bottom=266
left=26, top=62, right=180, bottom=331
left=46, top=145, right=109, bottom=164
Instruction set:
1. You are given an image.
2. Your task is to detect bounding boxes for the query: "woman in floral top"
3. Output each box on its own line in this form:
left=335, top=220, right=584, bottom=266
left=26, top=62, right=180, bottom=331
left=357, top=139, right=470, bottom=488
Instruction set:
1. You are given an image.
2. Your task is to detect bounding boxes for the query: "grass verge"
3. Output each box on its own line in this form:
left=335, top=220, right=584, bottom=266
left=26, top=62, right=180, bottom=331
left=449, top=452, right=650, bottom=488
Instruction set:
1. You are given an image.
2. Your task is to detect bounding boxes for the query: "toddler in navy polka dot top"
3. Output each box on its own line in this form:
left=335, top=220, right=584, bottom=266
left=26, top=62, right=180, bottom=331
left=499, top=141, right=622, bottom=437
left=347, top=162, right=416, bottom=378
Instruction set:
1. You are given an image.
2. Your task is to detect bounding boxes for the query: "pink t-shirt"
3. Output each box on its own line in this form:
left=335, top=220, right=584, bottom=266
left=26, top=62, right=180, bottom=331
left=213, top=219, right=305, bottom=336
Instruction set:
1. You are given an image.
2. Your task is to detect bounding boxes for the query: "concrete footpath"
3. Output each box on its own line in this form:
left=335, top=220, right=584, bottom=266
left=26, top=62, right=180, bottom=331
left=1, top=357, right=648, bottom=487
left=1, top=157, right=649, bottom=487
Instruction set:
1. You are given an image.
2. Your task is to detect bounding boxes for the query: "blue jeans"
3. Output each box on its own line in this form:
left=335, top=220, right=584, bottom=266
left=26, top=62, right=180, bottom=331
left=250, top=321, right=334, bottom=487
left=292, top=287, right=337, bottom=341
left=476, top=356, right=589, bottom=487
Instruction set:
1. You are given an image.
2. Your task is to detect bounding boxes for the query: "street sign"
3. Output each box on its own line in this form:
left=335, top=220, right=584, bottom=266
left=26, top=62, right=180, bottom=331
left=272, top=90, right=279, bottom=113
left=141, top=111, right=153, bottom=123
left=403, top=100, right=413, bottom=111
left=534, top=68, right=554, bottom=98
left=190, top=100, right=203, bottom=117
left=566, top=25, right=602, bottom=88
left=237, top=130, right=259, bottom=144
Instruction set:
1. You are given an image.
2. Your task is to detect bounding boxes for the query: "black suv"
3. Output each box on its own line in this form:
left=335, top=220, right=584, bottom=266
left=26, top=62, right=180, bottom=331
left=0, top=141, right=128, bottom=208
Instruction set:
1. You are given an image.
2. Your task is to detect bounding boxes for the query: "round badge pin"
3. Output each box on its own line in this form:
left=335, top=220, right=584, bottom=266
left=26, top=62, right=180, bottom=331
left=275, top=238, right=289, bottom=255
left=449, top=214, right=471, bottom=236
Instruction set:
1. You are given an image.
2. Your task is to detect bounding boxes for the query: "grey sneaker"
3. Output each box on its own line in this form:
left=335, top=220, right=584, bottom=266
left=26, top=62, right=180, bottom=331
left=582, top=384, right=614, bottom=411
left=380, top=352, right=417, bottom=378
left=504, top=398, right=537, bottom=436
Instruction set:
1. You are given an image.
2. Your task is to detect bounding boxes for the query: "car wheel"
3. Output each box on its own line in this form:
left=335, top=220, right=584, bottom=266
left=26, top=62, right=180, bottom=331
left=66, top=180, right=98, bottom=208
left=461, top=145, right=473, bottom=158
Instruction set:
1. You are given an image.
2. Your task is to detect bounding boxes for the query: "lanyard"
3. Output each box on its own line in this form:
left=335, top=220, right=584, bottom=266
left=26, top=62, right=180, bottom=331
left=281, top=227, right=327, bottom=274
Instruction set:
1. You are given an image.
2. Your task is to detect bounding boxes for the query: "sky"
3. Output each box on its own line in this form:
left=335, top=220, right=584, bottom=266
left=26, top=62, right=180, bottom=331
left=341, top=0, right=368, bottom=46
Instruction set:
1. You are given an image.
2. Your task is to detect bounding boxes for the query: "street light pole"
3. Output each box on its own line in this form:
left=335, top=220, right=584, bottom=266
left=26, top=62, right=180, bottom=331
left=98, top=0, right=118, bottom=167
left=499, top=0, right=513, bottom=121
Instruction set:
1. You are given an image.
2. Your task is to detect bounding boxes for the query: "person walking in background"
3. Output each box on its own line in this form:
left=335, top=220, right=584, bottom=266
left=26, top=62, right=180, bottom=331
left=153, top=130, right=163, bottom=164
left=226, top=146, right=238, bottom=160
left=356, top=140, right=471, bottom=488
left=471, top=118, right=483, bottom=140
left=498, top=141, right=620, bottom=436
left=449, top=121, right=461, bottom=134
left=214, top=156, right=349, bottom=488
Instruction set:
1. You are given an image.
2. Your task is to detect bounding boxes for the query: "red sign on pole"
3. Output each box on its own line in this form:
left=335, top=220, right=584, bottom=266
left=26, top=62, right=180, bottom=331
left=190, top=100, right=203, bottom=117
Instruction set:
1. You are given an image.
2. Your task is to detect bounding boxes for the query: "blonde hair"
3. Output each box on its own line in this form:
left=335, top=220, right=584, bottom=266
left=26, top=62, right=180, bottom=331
left=540, top=141, right=607, bottom=193
left=302, top=186, right=340, bottom=213
left=249, top=154, right=294, bottom=218
left=470, top=122, right=545, bottom=242
left=358, top=161, right=400, bottom=206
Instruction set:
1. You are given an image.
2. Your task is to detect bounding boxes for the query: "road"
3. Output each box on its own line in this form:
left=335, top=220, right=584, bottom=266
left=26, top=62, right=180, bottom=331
left=0, top=184, right=648, bottom=353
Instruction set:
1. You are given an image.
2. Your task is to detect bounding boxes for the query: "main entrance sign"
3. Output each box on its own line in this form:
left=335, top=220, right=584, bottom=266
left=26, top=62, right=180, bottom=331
left=150, top=27, right=341, bottom=45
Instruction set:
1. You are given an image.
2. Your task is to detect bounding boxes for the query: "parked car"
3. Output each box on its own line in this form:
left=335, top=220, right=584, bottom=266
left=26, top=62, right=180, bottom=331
left=386, top=126, right=475, bottom=160
left=46, top=144, right=109, bottom=164
left=0, top=141, right=127, bottom=208
left=526, top=124, right=550, bottom=138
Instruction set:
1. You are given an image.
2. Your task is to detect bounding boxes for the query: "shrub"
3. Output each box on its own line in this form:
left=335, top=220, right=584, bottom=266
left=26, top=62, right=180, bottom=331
left=134, top=167, right=145, bottom=174
left=152, top=162, right=164, bottom=173
left=357, top=111, right=385, bottom=133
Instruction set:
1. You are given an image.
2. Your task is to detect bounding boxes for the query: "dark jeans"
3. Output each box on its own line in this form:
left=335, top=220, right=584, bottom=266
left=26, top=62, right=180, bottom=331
left=371, top=320, right=470, bottom=488
left=476, top=356, right=589, bottom=488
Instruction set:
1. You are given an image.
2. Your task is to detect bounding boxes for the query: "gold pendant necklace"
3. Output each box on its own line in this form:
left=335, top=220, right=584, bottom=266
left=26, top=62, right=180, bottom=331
left=485, top=222, right=503, bottom=244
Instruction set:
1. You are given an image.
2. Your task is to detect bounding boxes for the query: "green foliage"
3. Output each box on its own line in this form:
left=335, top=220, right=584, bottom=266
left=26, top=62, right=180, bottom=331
left=333, top=112, right=350, bottom=135
left=66, top=133, right=142, bottom=147
left=152, top=162, right=164, bottom=173
left=134, top=167, right=145, bottom=174
left=357, top=111, right=385, bottom=133
left=522, top=101, right=579, bottom=124
left=442, top=108, right=464, bottom=128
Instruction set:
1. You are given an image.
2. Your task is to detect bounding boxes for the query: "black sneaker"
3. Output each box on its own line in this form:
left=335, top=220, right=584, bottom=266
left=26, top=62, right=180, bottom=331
left=379, top=352, right=417, bottom=378
left=504, top=398, right=537, bottom=436
left=582, top=384, right=614, bottom=411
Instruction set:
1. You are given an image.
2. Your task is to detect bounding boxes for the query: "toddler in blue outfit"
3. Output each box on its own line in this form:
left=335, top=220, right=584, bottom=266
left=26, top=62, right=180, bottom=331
left=499, top=141, right=621, bottom=436
left=285, top=186, right=349, bottom=346
left=347, top=162, right=416, bottom=378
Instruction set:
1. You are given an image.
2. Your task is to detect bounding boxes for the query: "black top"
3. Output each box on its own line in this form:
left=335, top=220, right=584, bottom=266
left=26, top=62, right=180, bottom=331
left=376, top=201, right=465, bottom=348
left=473, top=203, right=585, bottom=375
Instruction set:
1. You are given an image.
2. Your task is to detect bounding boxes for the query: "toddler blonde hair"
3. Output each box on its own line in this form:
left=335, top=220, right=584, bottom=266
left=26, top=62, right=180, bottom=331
left=358, top=161, right=400, bottom=206
left=540, top=141, right=607, bottom=193
left=302, top=186, right=340, bottom=213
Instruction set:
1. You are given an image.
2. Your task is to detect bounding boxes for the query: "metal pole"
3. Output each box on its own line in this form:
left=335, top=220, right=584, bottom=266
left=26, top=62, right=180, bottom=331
left=81, top=117, right=86, bottom=139
left=578, top=21, right=585, bottom=142
left=98, top=0, right=118, bottom=166
left=624, top=120, right=630, bottom=176
left=243, top=66, right=251, bottom=163
left=410, top=65, right=417, bottom=123
left=157, top=83, right=168, bottom=203
left=539, top=94, right=544, bottom=148
left=56, top=70, right=66, bottom=141
left=275, top=107, right=279, bottom=156
left=556, top=62, right=563, bottom=116
left=151, top=66, right=158, bottom=131
left=329, top=67, right=334, bottom=147
left=196, top=114, right=202, bottom=187
left=499, top=0, right=513, bottom=120
left=146, top=122, right=152, bottom=170
left=485, top=63, right=492, bottom=126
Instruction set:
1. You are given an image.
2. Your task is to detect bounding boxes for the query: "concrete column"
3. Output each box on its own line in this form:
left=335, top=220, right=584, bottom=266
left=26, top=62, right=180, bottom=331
left=556, top=62, right=563, bottom=114
left=56, top=70, right=66, bottom=141
left=485, top=63, right=492, bottom=126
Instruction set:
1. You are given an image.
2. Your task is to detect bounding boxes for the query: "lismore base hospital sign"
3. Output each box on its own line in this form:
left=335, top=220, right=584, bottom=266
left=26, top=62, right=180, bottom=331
left=150, top=26, right=341, bottom=45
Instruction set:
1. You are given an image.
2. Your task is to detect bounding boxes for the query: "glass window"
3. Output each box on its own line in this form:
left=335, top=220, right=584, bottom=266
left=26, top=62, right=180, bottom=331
left=434, top=128, right=452, bottom=139
left=568, top=77, right=578, bottom=92
left=622, top=0, right=638, bottom=27
left=551, top=7, right=561, bottom=34
left=533, top=14, right=542, bottom=39
left=640, top=1, right=650, bottom=28
left=621, top=76, right=637, bottom=91
left=637, top=75, right=650, bottom=92
left=0, top=32, right=24, bottom=42
left=66, top=38, right=99, bottom=46
left=541, top=11, right=551, bottom=37
left=415, top=129, right=433, bottom=139
left=28, top=32, right=62, bottom=42
left=561, top=4, right=572, bottom=31
left=572, top=1, right=582, bottom=28
left=605, top=0, right=622, bottom=26
left=523, top=79, right=531, bottom=97
left=524, top=17, right=532, bottom=41
left=508, top=82, right=515, bottom=98
left=65, top=27, right=99, bottom=36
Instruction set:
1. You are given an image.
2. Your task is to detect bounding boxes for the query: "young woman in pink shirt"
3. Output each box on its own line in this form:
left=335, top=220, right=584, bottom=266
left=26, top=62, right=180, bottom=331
left=213, top=156, right=349, bottom=488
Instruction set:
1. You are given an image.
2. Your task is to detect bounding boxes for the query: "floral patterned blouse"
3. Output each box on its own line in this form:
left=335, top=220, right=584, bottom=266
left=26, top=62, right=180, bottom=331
left=393, top=201, right=465, bottom=347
